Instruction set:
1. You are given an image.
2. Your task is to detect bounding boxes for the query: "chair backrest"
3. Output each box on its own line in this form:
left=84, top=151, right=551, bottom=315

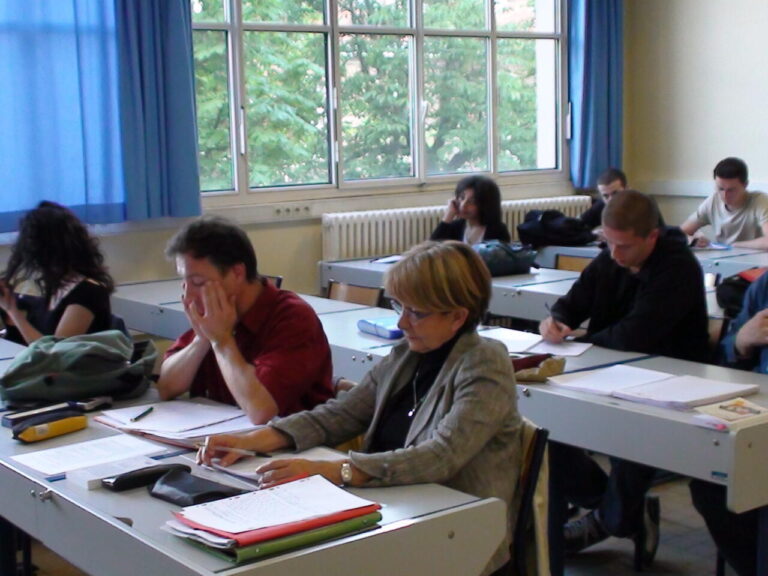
left=555, top=254, right=593, bottom=273
left=110, top=314, right=130, bottom=337
left=262, top=274, right=283, bottom=289
left=512, top=419, right=550, bottom=576
left=328, top=280, right=383, bottom=307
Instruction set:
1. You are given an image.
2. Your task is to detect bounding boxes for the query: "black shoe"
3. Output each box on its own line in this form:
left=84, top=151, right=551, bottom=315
left=633, top=495, right=661, bottom=570
left=564, top=510, right=609, bottom=555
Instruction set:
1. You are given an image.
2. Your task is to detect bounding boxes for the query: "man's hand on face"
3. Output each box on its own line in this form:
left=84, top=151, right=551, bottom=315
left=184, top=281, right=238, bottom=347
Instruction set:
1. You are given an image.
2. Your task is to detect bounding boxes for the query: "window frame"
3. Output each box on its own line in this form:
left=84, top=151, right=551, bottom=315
left=192, top=0, right=570, bottom=213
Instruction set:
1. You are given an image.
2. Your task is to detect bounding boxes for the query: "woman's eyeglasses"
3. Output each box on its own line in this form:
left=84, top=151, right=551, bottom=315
left=390, top=300, right=435, bottom=322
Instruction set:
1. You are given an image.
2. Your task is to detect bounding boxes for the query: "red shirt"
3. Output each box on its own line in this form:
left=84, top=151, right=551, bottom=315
left=165, top=282, right=333, bottom=416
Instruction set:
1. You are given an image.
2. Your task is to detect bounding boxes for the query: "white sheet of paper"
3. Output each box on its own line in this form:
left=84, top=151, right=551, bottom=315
left=527, top=340, right=593, bottom=356
left=481, top=327, right=543, bottom=353
left=100, top=400, right=244, bottom=433
left=11, top=435, right=164, bottom=476
left=180, top=475, right=377, bottom=533
left=195, top=446, right=344, bottom=482
left=372, top=255, right=402, bottom=264
left=547, top=364, right=672, bottom=396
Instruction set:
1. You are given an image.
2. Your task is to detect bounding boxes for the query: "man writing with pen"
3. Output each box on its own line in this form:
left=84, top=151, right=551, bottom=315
left=538, top=190, right=709, bottom=570
left=156, top=217, right=334, bottom=425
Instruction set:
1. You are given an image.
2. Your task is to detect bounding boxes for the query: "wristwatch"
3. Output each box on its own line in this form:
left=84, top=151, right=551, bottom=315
left=340, top=462, right=353, bottom=486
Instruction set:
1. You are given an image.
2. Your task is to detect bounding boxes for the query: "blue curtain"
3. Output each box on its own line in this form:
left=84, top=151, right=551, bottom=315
left=0, top=0, right=200, bottom=233
left=568, top=0, right=623, bottom=189
left=116, top=0, right=200, bottom=220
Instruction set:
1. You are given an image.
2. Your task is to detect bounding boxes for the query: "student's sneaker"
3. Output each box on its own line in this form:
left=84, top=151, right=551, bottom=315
left=563, top=510, right=609, bottom=554
left=633, top=495, right=661, bottom=570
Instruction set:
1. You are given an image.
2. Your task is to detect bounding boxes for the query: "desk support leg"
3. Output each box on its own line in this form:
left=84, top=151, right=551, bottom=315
left=758, top=506, right=768, bottom=576
left=0, top=517, right=17, bottom=576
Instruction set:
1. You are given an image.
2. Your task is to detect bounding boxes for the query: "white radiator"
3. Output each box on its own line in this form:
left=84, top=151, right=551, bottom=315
left=322, top=195, right=593, bottom=260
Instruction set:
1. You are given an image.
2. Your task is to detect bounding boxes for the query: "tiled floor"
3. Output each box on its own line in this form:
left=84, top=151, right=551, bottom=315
left=24, top=475, right=731, bottom=576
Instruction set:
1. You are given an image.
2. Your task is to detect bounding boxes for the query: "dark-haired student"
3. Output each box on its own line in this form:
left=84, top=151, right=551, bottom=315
left=539, top=190, right=709, bottom=571
left=0, top=201, right=114, bottom=344
left=681, top=156, right=768, bottom=249
left=689, top=271, right=768, bottom=576
left=430, top=175, right=511, bottom=244
left=156, top=216, right=333, bottom=425
left=579, top=167, right=628, bottom=230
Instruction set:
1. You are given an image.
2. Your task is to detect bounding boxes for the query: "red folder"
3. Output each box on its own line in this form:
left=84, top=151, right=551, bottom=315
left=174, top=503, right=382, bottom=546
left=738, top=267, right=768, bottom=283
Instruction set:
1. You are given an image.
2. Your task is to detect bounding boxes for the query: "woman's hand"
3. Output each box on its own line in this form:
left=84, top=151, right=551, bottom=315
left=0, top=281, right=18, bottom=315
left=197, top=428, right=294, bottom=467
left=256, top=459, right=342, bottom=489
left=442, top=198, right=460, bottom=223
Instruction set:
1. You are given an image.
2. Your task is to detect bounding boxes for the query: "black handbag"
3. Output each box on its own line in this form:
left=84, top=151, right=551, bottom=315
left=472, top=240, right=537, bottom=277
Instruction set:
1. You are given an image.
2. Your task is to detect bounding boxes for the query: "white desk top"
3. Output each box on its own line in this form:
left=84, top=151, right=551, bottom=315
left=113, top=279, right=182, bottom=306
left=0, top=409, right=505, bottom=576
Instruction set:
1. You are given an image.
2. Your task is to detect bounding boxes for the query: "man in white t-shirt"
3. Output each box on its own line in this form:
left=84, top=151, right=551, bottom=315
left=681, top=157, right=768, bottom=250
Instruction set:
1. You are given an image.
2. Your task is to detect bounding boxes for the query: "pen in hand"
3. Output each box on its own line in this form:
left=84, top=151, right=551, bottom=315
left=130, top=406, right=154, bottom=422
left=196, top=440, right=271, bottom=458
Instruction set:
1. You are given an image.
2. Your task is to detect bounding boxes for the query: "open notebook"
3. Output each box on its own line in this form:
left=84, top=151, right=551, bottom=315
left=548, top=364, right=761, bottom=410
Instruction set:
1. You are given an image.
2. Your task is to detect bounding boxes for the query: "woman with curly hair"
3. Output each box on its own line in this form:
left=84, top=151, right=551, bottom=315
left=0, top=201, right=114, bottom=344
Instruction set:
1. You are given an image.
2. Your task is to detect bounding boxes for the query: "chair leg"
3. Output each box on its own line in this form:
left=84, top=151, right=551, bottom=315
left=19, top=531, right=33, bottom=576
left=715, top=552, right=725, bottom=576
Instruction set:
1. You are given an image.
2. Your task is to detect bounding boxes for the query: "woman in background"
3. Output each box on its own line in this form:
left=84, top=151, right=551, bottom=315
left=0, top=201, right=114, bottom=344
left=431, top=175, right=511, bottom=244
left=201, top=240, right=522, bottom=576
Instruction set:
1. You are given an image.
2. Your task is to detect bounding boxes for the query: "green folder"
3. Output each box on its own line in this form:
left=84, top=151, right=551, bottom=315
left=187, top=511, right=382, bottom=564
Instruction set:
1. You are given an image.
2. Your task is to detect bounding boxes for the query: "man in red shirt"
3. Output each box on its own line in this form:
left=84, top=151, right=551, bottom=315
left=157, top=216, right=333, bottom=424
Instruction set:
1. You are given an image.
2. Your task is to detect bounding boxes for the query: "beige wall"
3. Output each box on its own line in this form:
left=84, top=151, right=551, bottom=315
left=0, top=221, right=323, bottom=296
left=624, top=0, right=768, bottom=224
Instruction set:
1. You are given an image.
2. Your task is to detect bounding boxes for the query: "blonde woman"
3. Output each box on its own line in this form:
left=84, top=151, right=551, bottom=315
left=201, top=240, right=522, bottom=576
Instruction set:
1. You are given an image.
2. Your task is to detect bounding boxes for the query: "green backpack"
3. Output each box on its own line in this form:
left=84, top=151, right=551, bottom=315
left=0, top=330, right=156, bottom=404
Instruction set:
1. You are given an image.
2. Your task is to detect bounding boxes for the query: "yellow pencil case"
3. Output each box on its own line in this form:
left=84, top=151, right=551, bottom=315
left=12, top=410, right=87, bottom=443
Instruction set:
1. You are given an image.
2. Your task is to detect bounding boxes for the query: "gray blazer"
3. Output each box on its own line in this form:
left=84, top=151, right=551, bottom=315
left=272, top=331, right=522, bottom=575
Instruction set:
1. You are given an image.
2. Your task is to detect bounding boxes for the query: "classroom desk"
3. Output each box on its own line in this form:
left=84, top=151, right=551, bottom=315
left=696, top=248, right=768, bottom=278
left=518, top=355, right=768, bottom=574
left=0, top=416, right=506, bottom=576
left=112, top=283, right=371, bottom=340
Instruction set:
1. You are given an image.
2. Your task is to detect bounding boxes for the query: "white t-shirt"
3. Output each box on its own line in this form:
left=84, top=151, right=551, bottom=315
left=688, top=191, right=768, bottom=244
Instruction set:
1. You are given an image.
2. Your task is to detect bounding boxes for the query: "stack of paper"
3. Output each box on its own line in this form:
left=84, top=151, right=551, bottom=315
left=165, top=475, right=381, bottom=564
left=95, top=399, right=258, bottom=448
left=548, top=365, right=760, bottom=410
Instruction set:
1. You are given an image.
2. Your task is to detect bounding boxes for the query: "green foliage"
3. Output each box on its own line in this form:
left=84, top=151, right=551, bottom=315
left=192, top=0, right=547, bottom=190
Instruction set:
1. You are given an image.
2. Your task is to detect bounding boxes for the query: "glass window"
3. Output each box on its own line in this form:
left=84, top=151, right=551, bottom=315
left=191, top=0, right=563, bottom=197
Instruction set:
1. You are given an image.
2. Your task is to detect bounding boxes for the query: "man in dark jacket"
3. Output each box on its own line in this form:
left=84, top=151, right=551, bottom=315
left=540, top=190, right=709, bottom=570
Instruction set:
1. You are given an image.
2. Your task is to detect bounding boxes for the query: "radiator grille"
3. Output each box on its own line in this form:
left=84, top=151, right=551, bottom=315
left=322, top=195, right=592, bottom=260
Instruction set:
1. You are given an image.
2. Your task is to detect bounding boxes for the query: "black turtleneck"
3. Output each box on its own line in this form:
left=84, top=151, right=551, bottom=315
left=368, top=331, right=463, bottom=453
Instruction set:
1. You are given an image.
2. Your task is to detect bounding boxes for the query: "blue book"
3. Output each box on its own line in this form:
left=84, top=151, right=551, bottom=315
left=356, top=317, right=403, bottom=339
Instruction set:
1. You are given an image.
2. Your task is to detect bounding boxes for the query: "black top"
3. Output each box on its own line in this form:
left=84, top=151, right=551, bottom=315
left=430, top=219, right=511, bottom=243
left=550, top=227, right=709, bottom=362
left=369, top=332, right=462, bottom=453
left=5, top=281, right=112, bottom=344
left=580, top=200, right=605, bottom=229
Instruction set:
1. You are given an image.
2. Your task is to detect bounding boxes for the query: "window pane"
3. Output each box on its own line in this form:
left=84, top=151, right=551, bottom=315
left=495, top=0, right=556, bottom=33
left=243, top=32, right=330, bottom=187
left=424, top=37, right=488, bottom=175
left=337, top=0, right=409, bottom=27
left=497, top=38, right=557, bottom=172
left=242, top=0, right=323, bottom=25
left=193, top=30, right=233, bottom=192
left=191, top=0, right=226, bottom=23
left=423, top=0, right=485, bottom=30
left=340, top=35, right=412, bottom=181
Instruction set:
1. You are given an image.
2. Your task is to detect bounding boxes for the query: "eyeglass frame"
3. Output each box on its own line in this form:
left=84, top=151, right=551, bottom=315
left=389, top=299, right=438, bottom=322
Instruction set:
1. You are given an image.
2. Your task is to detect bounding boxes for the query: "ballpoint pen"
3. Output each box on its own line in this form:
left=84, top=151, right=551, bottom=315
left=130, top=406, right=154, bottom=422
left=196, top=439, right=271, bottom=458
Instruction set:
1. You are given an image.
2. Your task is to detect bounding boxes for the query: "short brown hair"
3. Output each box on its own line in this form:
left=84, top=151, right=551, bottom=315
left=385, top=241, right=491, bottom=330
left=602, top=189, right=660, bottom=238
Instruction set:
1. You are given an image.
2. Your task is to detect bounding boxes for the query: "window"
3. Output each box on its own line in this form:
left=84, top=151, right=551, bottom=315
left=191, top=0, right=564, bottom=199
